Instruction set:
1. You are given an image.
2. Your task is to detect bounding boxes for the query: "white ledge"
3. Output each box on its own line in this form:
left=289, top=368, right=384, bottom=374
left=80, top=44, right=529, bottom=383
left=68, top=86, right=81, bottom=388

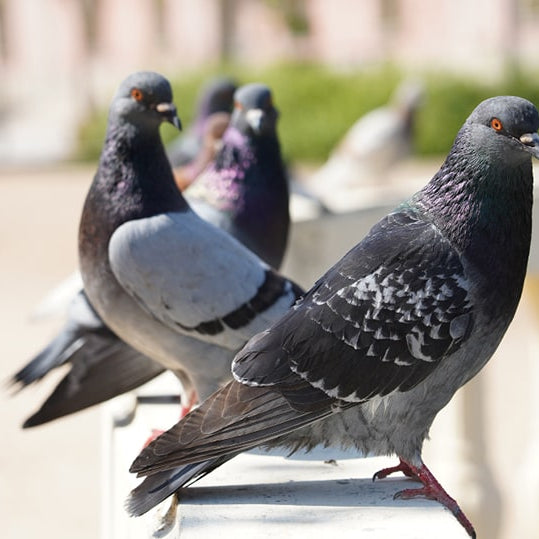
left=172, top=450, right=469, bottom=539
left=102, top=374, right=469, bottom=539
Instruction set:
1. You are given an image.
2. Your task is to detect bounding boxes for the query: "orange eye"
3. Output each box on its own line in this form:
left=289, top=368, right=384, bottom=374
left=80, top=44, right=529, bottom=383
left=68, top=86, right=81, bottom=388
left=234, top=101, right=243, bottom=111
left=491, top=118, right=503, bottom=132
left=131, top=88, right=144, bottom=102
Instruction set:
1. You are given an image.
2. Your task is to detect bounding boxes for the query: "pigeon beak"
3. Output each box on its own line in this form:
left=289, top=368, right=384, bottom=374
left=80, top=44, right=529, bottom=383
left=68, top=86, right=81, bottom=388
left=156, top=102, right=182, bottom=131
left=245, top=108, right=264, bottom=134
left=519, top=132, right=539, bottom=159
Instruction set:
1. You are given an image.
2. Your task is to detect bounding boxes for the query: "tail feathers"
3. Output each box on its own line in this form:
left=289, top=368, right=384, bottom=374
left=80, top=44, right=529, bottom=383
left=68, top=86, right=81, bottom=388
left=10, top=331, right=83, bottom=390
left=23, top=338, right=164, bottom=428
left=126, top=456, right=234, bottom=516
left=11, top=288, right=112, bottom=391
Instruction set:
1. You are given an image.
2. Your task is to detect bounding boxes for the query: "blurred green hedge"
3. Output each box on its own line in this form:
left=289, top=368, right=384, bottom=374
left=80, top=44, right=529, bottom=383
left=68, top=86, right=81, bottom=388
left=76, top=63, right=539, bottom=164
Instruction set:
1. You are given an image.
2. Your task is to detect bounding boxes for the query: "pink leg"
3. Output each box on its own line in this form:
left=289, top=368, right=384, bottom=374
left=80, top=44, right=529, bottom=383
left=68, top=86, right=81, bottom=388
left=142, top=428, right=165, bottom=448
left=142, top=389, right=199, bottom=448
left=179, top=388, right=199, bottom=418
left=374, top=458, right=476, bottom=538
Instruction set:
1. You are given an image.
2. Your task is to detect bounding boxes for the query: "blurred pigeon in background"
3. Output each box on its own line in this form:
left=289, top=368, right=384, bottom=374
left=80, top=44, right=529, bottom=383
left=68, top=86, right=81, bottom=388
left=186, top=82, right=290, bottom=270
left=127, top=96, right=539, bottom=538
left=167, top=76, right=237, bottom=170
left=29, top=271, right=84, bottom=321
left=11, top=78, right=295, bottom=427
left=76, top=71, right=300, bottom=413
left=172, top=111, right=229, bottom=191
left=10, top=290, right=165, bottom=427
left=306, top=80, right=424, bottom=212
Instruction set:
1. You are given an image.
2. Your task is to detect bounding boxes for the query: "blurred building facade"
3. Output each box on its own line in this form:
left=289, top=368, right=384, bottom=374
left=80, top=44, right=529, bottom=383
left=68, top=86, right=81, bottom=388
left=0, top=0, right=538, bottom=163
left=3, top=0, right=539, bottom=75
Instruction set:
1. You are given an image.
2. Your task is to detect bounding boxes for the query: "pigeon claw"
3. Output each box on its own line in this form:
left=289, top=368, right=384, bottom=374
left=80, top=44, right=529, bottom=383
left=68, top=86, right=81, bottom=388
left=389, top=459, right=476, bottom=539
left=372, top=458, right=418, bottom=481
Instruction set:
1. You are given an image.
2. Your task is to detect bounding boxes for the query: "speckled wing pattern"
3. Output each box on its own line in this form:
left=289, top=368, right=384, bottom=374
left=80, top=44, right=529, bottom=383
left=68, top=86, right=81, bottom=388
left=234, top=208, right=474, bottom=405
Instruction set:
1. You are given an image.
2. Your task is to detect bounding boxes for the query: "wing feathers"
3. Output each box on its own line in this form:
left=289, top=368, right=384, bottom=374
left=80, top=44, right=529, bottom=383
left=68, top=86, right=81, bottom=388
left=110, top=212, right=302, bottom=348
left=130, top=379, right=336, bottom=476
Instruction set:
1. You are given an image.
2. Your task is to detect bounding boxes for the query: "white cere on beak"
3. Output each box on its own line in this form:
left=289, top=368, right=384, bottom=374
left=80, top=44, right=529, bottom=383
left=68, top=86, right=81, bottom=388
left=519, top=132, right=539, bottom=159
left=520, top=132, right=539, bottom=146
left=156, top=103, right=175, bottom=114
left=246, top=109, right=264, bottom=133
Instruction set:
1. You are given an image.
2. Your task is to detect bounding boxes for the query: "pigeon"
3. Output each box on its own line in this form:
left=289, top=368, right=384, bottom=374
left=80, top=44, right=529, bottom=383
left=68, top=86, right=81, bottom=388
left=167, top=76, right=237, bottom=169
left=30, top=271, right=84, bottom=320
left=185, top=82, right=290, bottom=270
left=10, top=290, right=165, bottom=427
left=11, top=79, right=293, bottom=427
left=172, top=111, right=229, bottom=191
left=127, top=96, right=539, bottom=538
left=306, top=80, right=424, bottom=212
left=77, top=71, right=301, bottom=413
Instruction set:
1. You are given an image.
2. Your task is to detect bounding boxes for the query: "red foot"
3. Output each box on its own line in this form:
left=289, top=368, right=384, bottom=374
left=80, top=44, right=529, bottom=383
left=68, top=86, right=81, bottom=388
left=372, top=458, right=419, bottom=481
left=374, top=458, right=476, bottom=539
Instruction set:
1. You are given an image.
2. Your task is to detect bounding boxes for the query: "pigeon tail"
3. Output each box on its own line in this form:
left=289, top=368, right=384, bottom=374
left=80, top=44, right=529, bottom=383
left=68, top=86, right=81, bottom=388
left=22, top=338, right=164, bottom=428
left=10, top=331, right=83, bottom=390
left=126, top=456, right=234, bottom=517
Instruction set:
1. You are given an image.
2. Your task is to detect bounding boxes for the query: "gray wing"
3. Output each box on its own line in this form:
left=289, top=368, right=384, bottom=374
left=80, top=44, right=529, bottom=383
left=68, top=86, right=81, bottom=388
left=109, top=211, right=300, bottom=349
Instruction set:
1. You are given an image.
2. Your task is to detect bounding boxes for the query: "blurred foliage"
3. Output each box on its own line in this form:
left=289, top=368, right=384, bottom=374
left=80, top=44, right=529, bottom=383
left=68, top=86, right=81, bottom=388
left=415, top=70, right=539, bottom=157
left=263, top=0, right=310, bottom=35
left=76, top=62, right=539, bottom=164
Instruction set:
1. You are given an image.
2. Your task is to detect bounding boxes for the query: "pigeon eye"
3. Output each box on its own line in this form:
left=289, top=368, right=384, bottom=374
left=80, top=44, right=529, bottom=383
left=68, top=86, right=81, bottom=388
left=234, top=101, right=243, bottom=111
left=491, top=118, right=503, bottom=132
left=131, top=88, right=144, bottom=102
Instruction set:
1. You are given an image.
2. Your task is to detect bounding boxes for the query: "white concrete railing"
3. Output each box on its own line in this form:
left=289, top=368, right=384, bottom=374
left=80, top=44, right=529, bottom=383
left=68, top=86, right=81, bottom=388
left=100, top=198, right=539, bottom=538
left=101, top=373, right=468, bottom=539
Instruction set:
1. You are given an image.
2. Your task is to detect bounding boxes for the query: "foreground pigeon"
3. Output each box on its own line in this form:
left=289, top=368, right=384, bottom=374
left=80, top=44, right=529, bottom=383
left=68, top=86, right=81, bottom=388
left=167, top=76, right=237, bottom=168
left=11, top=80, right=292, bottom=427
left=128, top=96, right=539, bottom=538
left=186, top=82, right=290, bottom=269
left=78, top=71, right=301, bottom=411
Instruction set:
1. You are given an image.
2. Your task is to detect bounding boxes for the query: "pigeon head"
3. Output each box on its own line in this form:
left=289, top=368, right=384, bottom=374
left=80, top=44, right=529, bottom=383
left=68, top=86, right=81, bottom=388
left=191, top=77, right=237, bottom=138
left=230, top=83, right=278, bottom=137
left=109, top=71, right=182, bottom=132
left=416, top=95, right=538, bottom=293
left=464, top=96, right=539, bottom=163
left=202, top=77, right=237, bottom=116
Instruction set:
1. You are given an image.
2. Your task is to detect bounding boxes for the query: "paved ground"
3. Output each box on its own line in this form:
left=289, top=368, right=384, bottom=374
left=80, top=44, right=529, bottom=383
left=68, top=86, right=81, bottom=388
left=0, top=165, right=100, bottom=539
